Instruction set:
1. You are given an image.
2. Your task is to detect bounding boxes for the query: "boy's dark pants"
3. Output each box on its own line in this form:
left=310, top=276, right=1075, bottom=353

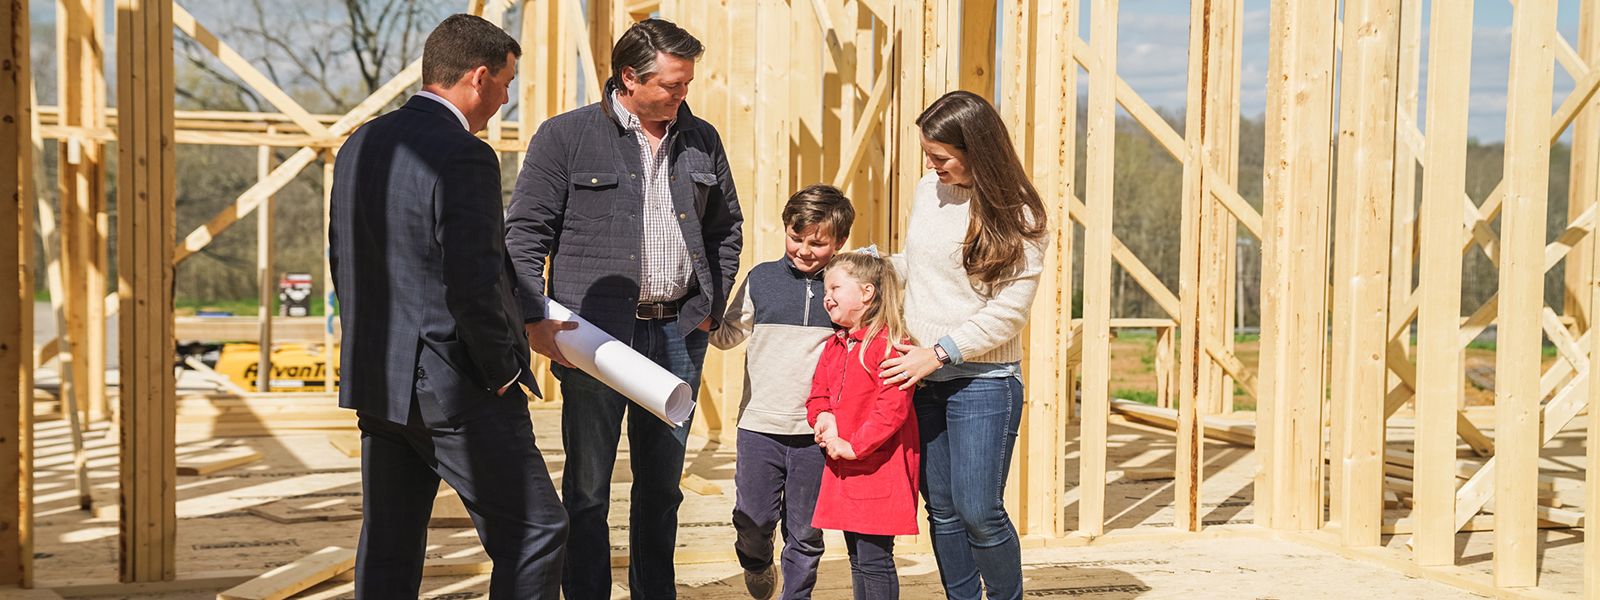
left=732, top=428, right=827, bottom=599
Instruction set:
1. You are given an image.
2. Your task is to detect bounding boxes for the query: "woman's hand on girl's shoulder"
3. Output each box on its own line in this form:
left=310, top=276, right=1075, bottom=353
left=879, top=343, right=941, bottom=390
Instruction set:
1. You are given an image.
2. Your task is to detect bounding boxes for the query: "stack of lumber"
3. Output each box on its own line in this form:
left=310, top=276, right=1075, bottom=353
left=1108, top=399, right=1257, bottom=447
left=176, top=393, right=354, bottom=438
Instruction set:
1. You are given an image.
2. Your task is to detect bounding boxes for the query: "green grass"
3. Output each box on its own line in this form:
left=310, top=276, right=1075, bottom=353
left=175, top=297, right=334, bottom=317
left=1464, top=339, right=1558, bottom=356
left=1114, top=388, right=1160, bottom=406
left=34, top=289, right=50, bottom=302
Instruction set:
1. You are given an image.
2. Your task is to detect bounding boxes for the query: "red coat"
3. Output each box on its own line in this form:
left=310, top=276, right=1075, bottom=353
left=806, top=327, right=920, bottom=536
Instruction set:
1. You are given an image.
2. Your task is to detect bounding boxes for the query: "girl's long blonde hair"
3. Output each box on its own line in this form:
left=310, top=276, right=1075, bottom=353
left=828, top=252, right=909, bottom=371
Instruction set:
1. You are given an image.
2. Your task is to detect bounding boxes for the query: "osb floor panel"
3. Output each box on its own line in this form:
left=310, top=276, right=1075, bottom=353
left=26, top=406, right=1588, bottom=598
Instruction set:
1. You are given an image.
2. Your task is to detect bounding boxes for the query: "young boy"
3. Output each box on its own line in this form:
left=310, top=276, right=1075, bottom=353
left=712, top=184, right=855, bottom=600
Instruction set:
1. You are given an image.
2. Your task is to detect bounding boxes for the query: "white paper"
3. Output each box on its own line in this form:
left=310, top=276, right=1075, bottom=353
left=545, top=300, right=695, bottom=426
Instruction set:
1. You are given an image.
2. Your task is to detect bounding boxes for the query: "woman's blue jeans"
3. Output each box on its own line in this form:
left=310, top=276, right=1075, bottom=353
left=914, top=376, right=1024, bottom=600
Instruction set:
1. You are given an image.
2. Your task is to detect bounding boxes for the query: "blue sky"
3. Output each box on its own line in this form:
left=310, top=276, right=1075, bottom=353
left=31, top=0, right=1594, bottom=143
left=1100, top=0, right=1587, bottom=143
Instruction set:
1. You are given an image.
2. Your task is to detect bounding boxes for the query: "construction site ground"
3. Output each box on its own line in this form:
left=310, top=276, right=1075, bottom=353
left=23, top=393, right=1590, bottom=600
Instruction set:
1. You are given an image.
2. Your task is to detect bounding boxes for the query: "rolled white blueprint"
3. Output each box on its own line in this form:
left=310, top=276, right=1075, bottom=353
left=544, top=300, right=695, bottom=426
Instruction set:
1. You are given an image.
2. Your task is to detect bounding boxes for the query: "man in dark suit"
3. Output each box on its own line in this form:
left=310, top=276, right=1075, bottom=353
left=329, top=14, right=567, bottom=599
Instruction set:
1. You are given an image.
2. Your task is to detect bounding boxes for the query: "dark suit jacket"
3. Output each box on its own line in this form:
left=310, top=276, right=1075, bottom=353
left=330, top=95, right=538, bottom=424
left=505, top=78, right=743, bottom=344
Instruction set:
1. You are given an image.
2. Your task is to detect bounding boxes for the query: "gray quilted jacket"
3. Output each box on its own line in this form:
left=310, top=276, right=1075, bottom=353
left=505, top=79, right=744, bottom=343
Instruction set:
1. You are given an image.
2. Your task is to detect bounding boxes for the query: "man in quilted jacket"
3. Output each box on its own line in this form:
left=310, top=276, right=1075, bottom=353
left=504, top=17, right=743, bottom=600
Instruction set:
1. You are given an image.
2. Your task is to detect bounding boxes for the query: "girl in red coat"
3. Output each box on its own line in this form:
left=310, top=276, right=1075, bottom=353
left=807, top=249, right=919, bottom=600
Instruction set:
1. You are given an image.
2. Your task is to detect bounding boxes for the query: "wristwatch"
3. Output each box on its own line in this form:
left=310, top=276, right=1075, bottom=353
left=932, top=345, right=952, bottom=366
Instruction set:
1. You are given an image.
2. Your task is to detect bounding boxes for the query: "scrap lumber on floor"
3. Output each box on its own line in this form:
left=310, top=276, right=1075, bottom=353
left=326, top=433, right=361, bottom=458
left=216, top=547, right=355, bottom=600
left=680, top=473, right=723, bottom=495
left=175, top=447, right=261, bottom=476
left=1109, top=399, right=1257, bottom=446
left=429, top=483, right=471, bottom=528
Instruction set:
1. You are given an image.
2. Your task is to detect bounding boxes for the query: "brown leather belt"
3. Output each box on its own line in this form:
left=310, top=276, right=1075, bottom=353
left=636, top=300, right=683, bottom=320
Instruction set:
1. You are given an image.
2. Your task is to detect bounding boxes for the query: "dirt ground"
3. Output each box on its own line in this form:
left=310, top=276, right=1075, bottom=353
left=23, top=394, right=1590, bottom=599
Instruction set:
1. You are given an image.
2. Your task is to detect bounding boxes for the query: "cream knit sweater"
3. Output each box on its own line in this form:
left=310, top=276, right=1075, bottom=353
left=897, top=173, right=1046, bottom=365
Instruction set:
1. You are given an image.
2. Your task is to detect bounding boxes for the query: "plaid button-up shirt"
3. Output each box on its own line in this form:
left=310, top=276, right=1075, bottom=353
left=611, top=92, right=695, bottom=302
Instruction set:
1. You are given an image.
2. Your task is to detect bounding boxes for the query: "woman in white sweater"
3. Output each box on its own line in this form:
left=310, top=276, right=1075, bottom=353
left=880, top=91, right=1049, bottom=600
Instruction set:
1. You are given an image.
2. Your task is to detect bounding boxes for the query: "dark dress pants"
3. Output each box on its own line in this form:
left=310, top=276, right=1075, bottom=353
left=354, top=385, right=568, bottom=599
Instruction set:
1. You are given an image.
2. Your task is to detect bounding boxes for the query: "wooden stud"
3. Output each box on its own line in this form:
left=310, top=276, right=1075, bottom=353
left=1571, top=0, right=1600, bottom=335
left=1493, top=0, right=1559, bottom=587
left=958, top=0, right=996, bottom=98
left=1258, top=0, right=1335, bottom=531
left=35, top=148, right=90, bottom=511
left=1413, top=0, right=1474, bottom=568
left=257, top=135, right=274, bottom=393
left=755, top=0, right=792, bottom=263
left=216, top=547, right=356, bottom=600
left=1, top=0, right=27, bottom=584
left=1588, top=9, right=1600, bottom=598
left=116, top=0, right=178, bottom=581
left=1079, top=0, right=1117, bottom=537
left=323, top=151, right=336, bottom=393
left=1175, top=0, right=1208, bottom=533
left=1327, top=0, right=1400, bottom=549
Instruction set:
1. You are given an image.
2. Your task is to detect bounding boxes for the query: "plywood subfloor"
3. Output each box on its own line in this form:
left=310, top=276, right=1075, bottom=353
left=26, top=403, right=1589, bottom=598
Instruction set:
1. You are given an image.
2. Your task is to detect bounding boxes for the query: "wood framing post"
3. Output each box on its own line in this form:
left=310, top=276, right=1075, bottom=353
left=1079, top=0, right=1117, bottom=537
left=1573, top=0, right=1600, bottom=338
left=1413, top=0, right=1473, bottom=568
left=1002, top=0, right=1068, bottom=538
left=1, top=0, right=31, bottom=585
left=323, top=150, right=335, bottom=393
left=958, top=0, right=996, bottom=99
left=1258, top=0, right=1335, bottom=532
left=1175, top=0, right=1229, bottom=533
left=56, top=0, right=107, bottom=423
left=1586, top=3, right=1600, bottom=597
left=1195, top=0, right=1242, bottom=418
left=1494, top=0, right=1558, bottom=587
left=1327, top=0, right=1400, bottom=549
left=755, top=0, right=793, bottom=263
left=257, top=138, right=274, bottom=393
left=116, top=0, right=177, bottom=582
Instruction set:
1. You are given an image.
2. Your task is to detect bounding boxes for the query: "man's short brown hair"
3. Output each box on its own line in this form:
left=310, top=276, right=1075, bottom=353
left=611, top=18, right=704, bottom=84
left=421, top=14, right=522, bottom=88
left=782, top=184, right=855, bottom=240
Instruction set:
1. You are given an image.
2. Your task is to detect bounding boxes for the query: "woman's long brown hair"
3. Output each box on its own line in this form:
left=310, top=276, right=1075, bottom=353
left=916, top=91, right=1049, bottom=283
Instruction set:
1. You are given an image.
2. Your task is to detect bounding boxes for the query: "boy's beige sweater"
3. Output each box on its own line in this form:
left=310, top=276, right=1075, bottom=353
left=898, top=173, right=1046, bottom=365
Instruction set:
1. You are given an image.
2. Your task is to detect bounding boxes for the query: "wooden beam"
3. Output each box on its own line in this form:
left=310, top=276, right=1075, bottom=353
left=1585, top=7, right=1600, bottom=597
left=172, top=59, right=423, bottom=265
left=0, top=0, right=28, bottom=584
left=1328, top=0, right=1400, bottom=550
left=957, top=0, right=995, bottom=98
left=1415, top=0, right=1474, bottom=555
left=216, top=547, right=355, bottom=600
left=170, top=4, right=332, bottom=139
left=115, top=0, right=178, bottom=582
left=1258, top=0, right=1336, bottom=532
left=257, top=138, right=274, bottom=393
left=830, top=44, right=893, bottom=190
left=1175, top=0, right=1207, bottom=533
left=1494, top=0, right=1559, bottom=587
left=1079, top=0, right=1118, bottom=537
left=1064, top=196, right=1180, bottom=318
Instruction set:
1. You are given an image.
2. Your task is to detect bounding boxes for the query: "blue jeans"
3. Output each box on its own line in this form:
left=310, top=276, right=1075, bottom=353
left=914, top=377, right=1024, bottom=600
left=732, top=429, right=826, bottom=600
left=844, top=532, right=898, bottom=600
left=554, top=318, right=708, bottom=600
